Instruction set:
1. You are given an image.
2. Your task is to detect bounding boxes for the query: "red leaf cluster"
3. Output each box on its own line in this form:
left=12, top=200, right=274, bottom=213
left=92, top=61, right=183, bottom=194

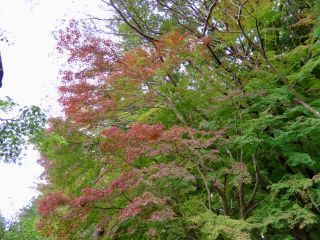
left=57, top=24, right=209, bottom=127
left=100, top=123, right=224, bottom=164
left=72, top=169, right=142, bottom=206
left=119, top=191, right=166, bottom=221
left=57, top=21, right=121, bottom=126
left=101, top=123, right=164, bottom=163
left=37, top=192, right=69, bottom=216
left=149, top=207, right=176, bottom=222
left=146, top=163, right=195, bottom=182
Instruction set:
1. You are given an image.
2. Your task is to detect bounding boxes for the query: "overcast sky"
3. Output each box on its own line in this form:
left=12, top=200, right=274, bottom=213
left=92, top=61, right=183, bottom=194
left=0, top=0, right=101, bottom=220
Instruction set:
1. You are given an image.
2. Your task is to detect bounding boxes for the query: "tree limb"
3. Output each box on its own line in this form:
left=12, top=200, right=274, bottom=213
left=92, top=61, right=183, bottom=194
left=203, top=0, right=217, bottom=36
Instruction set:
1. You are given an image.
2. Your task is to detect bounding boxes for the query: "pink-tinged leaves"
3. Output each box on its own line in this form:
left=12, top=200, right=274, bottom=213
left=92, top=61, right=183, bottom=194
left=230, top=162, right=252, bottom=185
left=161, top=126, right=188, bottom=141
left=72, top=169, right=142, bottom=206
left=147, top=229, right=158, bottom=237
left=57, top=26, right=210, bottom=127
left=146, top=163, right=195, bottom=182
left=126, top=123, right=164, bottom=142
left=100, top=123, right=225, bottom=164
left=57, top=21, right=121, bottom=126
left=101, top=126, right=126, bottom=151
left=149, top=207, right=176, bottom=222
left=37, top=192, right=69, bottom=216
left=126, top=147, right=144, bottom=163
left=119, top=192, right=166, bottom=221
left=72, top=188, right=107, bottom=206
left=101, top=123, right=164, bottom=163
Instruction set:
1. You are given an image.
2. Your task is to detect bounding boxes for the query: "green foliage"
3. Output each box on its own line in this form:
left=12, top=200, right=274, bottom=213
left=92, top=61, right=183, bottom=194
left=2, top=204, right=43, bottom=240
left=189, top=212, right=257, bottom=240
left=249, top=201, right=318, bottom=237
left=35, top=0, right=320, bottom=239
left=287, top=152, right=315, bottom=167
left=38, top=120, right=101, bottom=194
left=0, top=97, right=46, bottom=163
left=0, top=214, right=5, bottom=239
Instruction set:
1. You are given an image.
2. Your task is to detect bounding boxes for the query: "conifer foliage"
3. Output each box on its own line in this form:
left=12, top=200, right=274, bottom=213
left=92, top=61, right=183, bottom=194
left=37, top=0, right=320, bottom=239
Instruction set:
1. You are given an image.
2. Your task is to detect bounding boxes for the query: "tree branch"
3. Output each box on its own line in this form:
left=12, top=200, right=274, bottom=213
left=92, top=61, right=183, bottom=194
left=203, top=0, right=217, bottom=36
left=246, top=154, right=259, bottom=209
left=108, top=0, right=158, bottom=43
left=236, top=0, right=320, bottom=118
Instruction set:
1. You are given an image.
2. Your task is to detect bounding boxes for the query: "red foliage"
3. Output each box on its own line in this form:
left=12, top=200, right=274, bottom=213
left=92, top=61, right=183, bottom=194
left=119, top=191, right=166, bottom=221
left=125, top=123, right=163, bottom=142
left=146, top=163, right=195, bottom=182
left=126, top=147, right=144, bottom=164
left=72, top=188, right=107, bottom=206
left=149, top=207, right=176, bottom=222
left=100, top=126, right=126, bottom=151
left=100, top=123, right=225, bottom=164
left=57, top=21, right=121, bottom=126
left=72, top=169, right=142, bottom=206
left=118, top=48, right=160, bottom=82
left=37, top=192, right=69, bottom=216
left=57, top=23, right=209, bottom=127
left=161, top=126, right=188, bottom=141
left=101, top=123, right=164, bottom=163
left=154, top=30, right=189, bottom=61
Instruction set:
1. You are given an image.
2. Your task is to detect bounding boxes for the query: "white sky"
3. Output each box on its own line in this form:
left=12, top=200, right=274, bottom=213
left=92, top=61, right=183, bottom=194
left=0, top=0, right=101, bottom=220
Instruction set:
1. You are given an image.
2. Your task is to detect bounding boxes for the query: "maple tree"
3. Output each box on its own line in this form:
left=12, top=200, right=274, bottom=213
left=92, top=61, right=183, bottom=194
left=35, top=0, right=320, bottom=239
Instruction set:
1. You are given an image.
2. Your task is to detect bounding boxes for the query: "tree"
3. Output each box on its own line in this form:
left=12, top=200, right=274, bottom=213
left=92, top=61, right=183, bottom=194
left=36, top=0, right=320, bottom=239
left=0, top=214, right=5, bottom=239
left=2, top=203, right=43, bottom=240
left=0, top=97, right=46, bottom=163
